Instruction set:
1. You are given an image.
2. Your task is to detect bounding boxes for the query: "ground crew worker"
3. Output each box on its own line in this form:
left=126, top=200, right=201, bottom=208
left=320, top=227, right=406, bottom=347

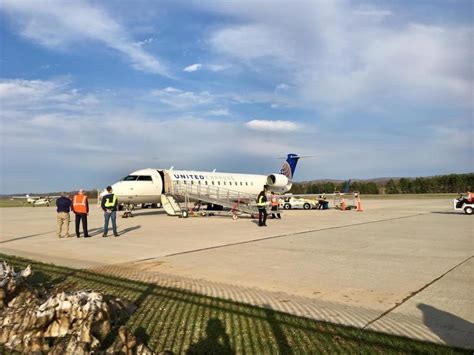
left=257, top=186, right=268, bottom=227
left=270, top=194, right=281, bottom=219
left=101, top=186, right=119, bottom=237
left=56, top=192, right=71, bottom=238
left=318, top=193, right=327, bottom=210
left=72, top=189, right=90, bottom=238
left=467, top=190, right=474, bottom=203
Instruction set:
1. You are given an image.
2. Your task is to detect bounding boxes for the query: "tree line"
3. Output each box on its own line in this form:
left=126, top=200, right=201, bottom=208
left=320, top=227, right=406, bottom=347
left=383, top=173, right=474, bottom=194
left=290, top=173, right=474, bottom=195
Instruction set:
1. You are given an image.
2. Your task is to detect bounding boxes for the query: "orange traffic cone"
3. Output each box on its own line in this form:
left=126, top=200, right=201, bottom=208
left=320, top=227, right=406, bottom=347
left=340, top=198, right=346, bottom=211
left=356, top=197, right=363, bottom=212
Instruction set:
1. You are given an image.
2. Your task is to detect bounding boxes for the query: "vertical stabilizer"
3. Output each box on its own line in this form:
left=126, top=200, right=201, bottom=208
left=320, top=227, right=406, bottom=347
left=279, top=153, right=300, bottom=181
left=342, top=179, right=352, bottom=193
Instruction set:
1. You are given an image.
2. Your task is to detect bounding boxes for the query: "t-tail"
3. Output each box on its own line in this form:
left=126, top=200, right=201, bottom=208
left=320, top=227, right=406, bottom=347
left=279, top=153, right=300, bottom=181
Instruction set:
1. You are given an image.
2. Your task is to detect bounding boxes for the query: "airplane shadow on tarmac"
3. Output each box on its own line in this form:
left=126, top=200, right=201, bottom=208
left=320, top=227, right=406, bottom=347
left=418, top=303, right=474, bottom=348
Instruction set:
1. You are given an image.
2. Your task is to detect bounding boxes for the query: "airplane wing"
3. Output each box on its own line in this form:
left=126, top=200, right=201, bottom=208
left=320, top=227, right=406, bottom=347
left=10, top=195, right=40, bottom=200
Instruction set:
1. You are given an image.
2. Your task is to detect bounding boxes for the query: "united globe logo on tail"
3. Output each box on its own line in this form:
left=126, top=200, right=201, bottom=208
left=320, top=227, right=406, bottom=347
left=279, top=153, right=300, bottom=181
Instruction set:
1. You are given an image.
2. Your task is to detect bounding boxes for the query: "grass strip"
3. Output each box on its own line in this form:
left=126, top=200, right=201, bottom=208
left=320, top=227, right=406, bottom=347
left=0, top=253, right=470, bottom=354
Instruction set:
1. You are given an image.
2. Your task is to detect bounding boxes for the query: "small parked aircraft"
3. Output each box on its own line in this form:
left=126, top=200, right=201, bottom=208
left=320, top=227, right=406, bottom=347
left=10, top=194, right=59, bottom=206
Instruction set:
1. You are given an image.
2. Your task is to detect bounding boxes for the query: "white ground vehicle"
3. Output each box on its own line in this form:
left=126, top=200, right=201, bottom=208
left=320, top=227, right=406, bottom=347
left=280, top=197, right=317, bottom=210
left=453, top=198, right=473, bottom=215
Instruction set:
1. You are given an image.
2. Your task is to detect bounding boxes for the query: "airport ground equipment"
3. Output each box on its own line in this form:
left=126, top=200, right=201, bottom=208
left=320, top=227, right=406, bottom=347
left=163, top=182, right=264, bottom=219
left=280, top=196, right=317, bottom=210
left=453, top=198, right=474, bottom=215
left=334, top=192, right=359, bottom=210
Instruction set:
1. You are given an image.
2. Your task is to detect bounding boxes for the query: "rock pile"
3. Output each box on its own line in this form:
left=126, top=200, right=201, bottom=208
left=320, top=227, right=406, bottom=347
left=0, top=261, right=156, bottom=354
left=0, top=260, right=32, bottom=307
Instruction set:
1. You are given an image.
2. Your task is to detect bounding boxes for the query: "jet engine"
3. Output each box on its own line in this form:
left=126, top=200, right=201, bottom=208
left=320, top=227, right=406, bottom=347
left=266, top=174, right=289, bottom=188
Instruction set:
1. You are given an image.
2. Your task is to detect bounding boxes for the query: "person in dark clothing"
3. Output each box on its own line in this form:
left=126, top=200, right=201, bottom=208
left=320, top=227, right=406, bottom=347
left=72, top=189, right=90, bottom=238
left=257, top=186, right=268, bottom=227
left=101, top=186, right=119, bottom=237
left=56, top=193, right=72, bottom=238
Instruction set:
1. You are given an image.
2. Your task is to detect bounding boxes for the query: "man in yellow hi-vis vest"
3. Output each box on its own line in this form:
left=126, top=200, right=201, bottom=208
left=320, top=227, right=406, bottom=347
left=101, top=186, right=119, bottom=237
left=257, top=186, right=268, bottom=227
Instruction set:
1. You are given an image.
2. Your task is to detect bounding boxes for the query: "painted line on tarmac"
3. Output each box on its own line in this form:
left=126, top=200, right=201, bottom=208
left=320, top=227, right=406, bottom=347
left=163, top=212, right=434, bottom=258
left=362, top=255, right=474, bottom=329
left=0, top=231, right=56, bottom=244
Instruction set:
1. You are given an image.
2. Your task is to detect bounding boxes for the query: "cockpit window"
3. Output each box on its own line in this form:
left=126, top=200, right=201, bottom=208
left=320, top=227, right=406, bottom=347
left=137, top=176, right=153, bottom=181
left=123, top=175, right=138, bottom=181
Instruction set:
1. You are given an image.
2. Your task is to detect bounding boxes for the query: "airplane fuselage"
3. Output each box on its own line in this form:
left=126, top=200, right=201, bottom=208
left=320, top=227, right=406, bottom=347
left=107, top=154, right=300, bottom=206
left=110, top=169, right=288, bottom=205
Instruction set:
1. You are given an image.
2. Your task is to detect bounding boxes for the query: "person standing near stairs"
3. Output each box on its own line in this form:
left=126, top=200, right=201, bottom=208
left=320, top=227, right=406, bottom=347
left=270, top=193, right=281, bottom=219
left=257, top=186, right=268, bottom=227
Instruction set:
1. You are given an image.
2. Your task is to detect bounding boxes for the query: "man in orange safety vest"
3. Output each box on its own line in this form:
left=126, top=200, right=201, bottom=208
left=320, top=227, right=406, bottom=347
left=72, top=189, right=90, bottom=238
left=270, top=194, right=281, bottom=219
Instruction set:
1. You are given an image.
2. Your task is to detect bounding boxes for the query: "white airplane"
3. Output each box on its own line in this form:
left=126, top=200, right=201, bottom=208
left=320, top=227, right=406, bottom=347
left=106, top=154, right=301, bottom=210
left=10, top=194, right=58, bottom=206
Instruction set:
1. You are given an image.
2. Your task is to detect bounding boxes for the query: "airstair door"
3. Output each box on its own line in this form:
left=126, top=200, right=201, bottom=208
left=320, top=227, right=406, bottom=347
left=163, top=170, right=173, bottom=194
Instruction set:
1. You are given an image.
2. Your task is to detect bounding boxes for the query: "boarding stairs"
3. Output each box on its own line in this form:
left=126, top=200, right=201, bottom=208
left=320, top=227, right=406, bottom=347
left=161, top=194, right=184, bottom=216
left=162, top=182, right=262, bottom=218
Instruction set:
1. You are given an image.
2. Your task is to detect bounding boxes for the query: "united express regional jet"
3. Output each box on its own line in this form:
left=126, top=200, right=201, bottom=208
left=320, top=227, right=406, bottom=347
left=107, top=154, right=301, bottom=207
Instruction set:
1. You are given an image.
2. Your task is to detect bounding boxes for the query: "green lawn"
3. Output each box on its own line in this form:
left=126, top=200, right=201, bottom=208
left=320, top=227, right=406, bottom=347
left=0, top=254, right=469, bottom=354
left=0, top=199, right=29, bottom=207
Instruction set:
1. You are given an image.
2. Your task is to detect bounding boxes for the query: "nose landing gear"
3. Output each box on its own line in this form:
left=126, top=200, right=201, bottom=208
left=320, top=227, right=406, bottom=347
left=121, top=203, right=135, bottom=218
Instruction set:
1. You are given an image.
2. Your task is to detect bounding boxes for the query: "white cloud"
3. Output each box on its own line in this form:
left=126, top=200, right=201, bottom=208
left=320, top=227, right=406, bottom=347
left=276, top=83, right=289, bottom=90
left=204, top=1, right=472, bottom=107
left=353, top=6, right=392, bottom=21
left=211, top=24, right=294, bottom=63
left=135, top=37, right=154, bottom=47
left=209, top=108, right=230, bottom=116
left=1, top=0, right=167, bottom=75
left=246, top=119, right=299, bottom=132
left=149, top=87, right=215, bottom=108
left=207, top=64, right=230, bottom=72
left=0, top=78, right=99, bottom=110
left=183, top=63, right=202, bottom=72
left=0, top=77, right=471, bottom=192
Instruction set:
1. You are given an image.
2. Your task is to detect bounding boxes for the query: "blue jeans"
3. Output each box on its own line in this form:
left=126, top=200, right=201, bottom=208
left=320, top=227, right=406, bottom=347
left=103, top=210, right=117, bottom=235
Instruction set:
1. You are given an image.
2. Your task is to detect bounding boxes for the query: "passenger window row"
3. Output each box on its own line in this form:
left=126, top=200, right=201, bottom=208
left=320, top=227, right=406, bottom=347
left=178, top=180, right=253, bottom=186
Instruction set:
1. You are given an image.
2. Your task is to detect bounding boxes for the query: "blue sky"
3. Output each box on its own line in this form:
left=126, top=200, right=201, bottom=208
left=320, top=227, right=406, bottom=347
left=0, top=0, right=472, bottom=193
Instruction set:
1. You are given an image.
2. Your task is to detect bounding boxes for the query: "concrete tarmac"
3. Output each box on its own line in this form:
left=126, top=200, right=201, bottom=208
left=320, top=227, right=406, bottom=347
left=0, top=198, right=472, bottom=349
